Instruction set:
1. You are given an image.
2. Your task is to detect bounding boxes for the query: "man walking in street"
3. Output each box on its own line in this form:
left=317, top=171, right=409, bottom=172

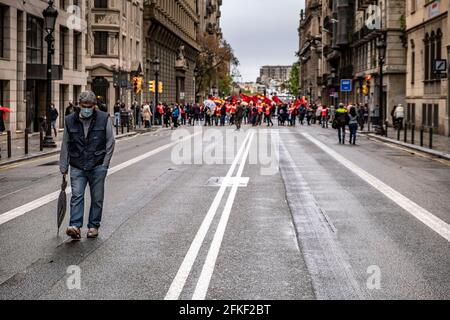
left=60, top=91, right=116, bottom=240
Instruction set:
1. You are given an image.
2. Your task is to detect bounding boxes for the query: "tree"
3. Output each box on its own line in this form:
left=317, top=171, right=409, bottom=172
left=195, top=34, right=239, bottom=98
left=283, top=63, right=300, bottom=97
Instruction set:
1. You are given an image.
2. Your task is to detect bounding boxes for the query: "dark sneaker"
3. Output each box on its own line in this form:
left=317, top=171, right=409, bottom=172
left=87, top=228, right=99, bottom=239
left=66, top=226, right=81, bottom=240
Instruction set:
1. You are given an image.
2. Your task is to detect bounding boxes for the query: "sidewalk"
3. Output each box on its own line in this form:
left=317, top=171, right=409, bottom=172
left=0, top=129, right=140, bottom=167
left=366, top=127, right=450, bottom=161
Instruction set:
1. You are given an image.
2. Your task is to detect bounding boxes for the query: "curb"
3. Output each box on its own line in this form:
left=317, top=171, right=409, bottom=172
left=0, top=131, right=139, bottom=168
left=366, top=133, right=450, bottom=161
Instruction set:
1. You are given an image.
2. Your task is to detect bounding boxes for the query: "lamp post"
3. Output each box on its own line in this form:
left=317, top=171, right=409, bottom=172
left=152, top=57, right=160, bottom=126
left=377, top=36, right=387, bottom=135
left=42, top=0, right=58, bottom=148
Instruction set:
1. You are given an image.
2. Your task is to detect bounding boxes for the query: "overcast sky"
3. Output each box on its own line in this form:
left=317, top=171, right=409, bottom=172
left=221, top=0, right=304, bottom=82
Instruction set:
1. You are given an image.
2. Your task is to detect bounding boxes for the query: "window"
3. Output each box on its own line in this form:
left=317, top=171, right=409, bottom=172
left=424, top=33, right=430, bottom=80
left=94, top=0, right=108, bottom=8
left=60, top=0, right=66, bottom=10
left=424, top=29, right=443, bottom=81
left=60, top=27, right=67, bottom=68
left=407, top=103, right=416, bottom=124
left=0, top=6, right=5, bottom=58
left=26, top=15, right=43, bottom=64
left=73, top=31, right=81, bottom=70
left=433, top=104, right=439, bottom=129
left=410, top=0, right=416, bottom=13
left=94, top=31, right=108, bottom=55
left=410, top=40, right=415, bottom=84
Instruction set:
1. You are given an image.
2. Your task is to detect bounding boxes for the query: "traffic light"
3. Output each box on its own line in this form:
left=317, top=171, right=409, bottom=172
left=363, top=75, right=371, bottom=96
left=133, top=77, right=139, bottom=93
left=149, top=80, right=156, bottom=93
left=158, top=81, right=163, bottom=94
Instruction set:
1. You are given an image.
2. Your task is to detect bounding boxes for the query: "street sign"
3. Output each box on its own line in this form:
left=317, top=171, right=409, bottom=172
left=340, top=79, right=352, bottom=92
left=433, top=59, right=447, bottom=73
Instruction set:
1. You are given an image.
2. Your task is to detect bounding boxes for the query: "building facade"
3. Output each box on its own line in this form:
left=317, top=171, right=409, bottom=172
left=0, top=0, right=87, bottom=134
left=85, top=0, right=144, bottom=111
left=298, top=0, right=323, bottom=103
left=143, top=0, right=200, bottom=105
left=352, top=0, right=407, bottom=128
left=258, top=65, right=293, bottom=84
left=405, top=0, right=449, bottom=135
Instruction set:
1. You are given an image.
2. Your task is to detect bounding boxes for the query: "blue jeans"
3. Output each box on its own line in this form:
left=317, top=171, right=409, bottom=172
left=349, top=123, right=358, bottom=144
left=70, top=165, right=108, bottom=229
left=114, top=112, right=121, bottom=127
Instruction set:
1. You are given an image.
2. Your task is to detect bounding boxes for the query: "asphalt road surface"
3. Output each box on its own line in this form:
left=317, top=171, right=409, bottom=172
left=0, top=123, right=449, bottom=300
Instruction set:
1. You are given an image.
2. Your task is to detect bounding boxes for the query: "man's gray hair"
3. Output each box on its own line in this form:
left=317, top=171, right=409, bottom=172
left=79, top=91, right=97, bottom=105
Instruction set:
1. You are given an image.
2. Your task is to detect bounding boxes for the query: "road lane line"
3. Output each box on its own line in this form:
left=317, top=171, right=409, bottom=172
left=164, top=131, right=252, bottom=300
left=0, top=132, right=201, bottom=226
left=303, top=132, right=450, bottom=243
left=192, top=132, right=255, bottom=300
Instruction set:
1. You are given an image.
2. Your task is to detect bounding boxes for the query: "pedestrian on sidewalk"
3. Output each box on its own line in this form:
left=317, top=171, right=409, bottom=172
left=394, top=104, right=405, bottom=130
left=50, top=103, right=59, bottom=137
left=349, top=106, right=359, bottom=145
left=113, top=100, right=121, bottom=127
left=65, top=101, right=77, bottom=116
left=321, top=105, right=329, bottom=128
left=142, top=102, right=152, bottom=129
left=60, top=91, right=115, bottom=240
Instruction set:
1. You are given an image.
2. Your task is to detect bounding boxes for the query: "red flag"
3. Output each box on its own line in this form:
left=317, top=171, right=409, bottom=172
left=272, top=96, right=283, bottom=105
left=263, top=96, right=273, bottom=105
left=239, top=94, right=251, bottom=103
left=251, top=95, right=259, bottom=105
left=0, top=107, right=12, bottom=121
left=232, top=96, right=237, bottom=105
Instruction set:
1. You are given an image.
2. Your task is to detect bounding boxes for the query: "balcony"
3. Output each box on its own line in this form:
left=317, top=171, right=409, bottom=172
left=352, top=25, right=381, bottom=45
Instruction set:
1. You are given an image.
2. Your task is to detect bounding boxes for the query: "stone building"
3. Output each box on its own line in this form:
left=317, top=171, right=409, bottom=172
left=258, top=65, right=292, bottom=84
left=143, top=0, right=200, bottom=105
left=0, top=0, right=87, bottom=134
left=197, top=0, right=222, bottom=38
left=405, top=0, right=449, bottom=135
left=352, top=0, right=407, bottom=126
left=298, top=0, right=323, bottom=103
left=85, top=0, right=144, bottom=111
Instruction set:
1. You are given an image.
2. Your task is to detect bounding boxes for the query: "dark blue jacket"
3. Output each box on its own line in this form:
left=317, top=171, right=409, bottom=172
left=65, top=109, right=109, bottom=171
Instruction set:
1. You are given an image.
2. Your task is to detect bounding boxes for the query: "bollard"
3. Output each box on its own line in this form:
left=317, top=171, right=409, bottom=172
left=429, top=127, right=433, bottom=149
left=385, top=121, right=388, bottom=137
left=116, top=124, right=119, bottom=136
left=24, top=129, right=29, bottom=155
left=397, top=127, right=401, bottom=141
left=121, top=123, right=124, bottom=135
left=420, top=127, right=424, bottom=147
left=40, top=129, right=44, bottom=151
left=7, top=131, right=12, bottom=158
left=127, top=122, right=130, bottom=133
left=404, top=123, right=408, bottom=143
left=411, top=125, right=415, bottom=145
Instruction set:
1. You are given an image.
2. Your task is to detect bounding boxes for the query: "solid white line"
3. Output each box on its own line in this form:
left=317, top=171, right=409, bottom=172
left=164, top=131, right=252, bottom=300
left=0, top=132, right=201, bottom=226
left=302, top=132, right=450, bottom=243
left=192, top=132, right=255, bottom=300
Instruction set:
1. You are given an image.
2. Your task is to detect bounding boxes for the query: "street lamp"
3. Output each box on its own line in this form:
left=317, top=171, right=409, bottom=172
left=42, top=0, right=58, bottom=148
left=377, top=36, right=387, bottom=135
left=152, top=57, right=160, bottom=126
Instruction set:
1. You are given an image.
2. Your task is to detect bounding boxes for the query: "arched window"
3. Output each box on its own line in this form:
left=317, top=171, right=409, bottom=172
left=430, top=31, right=436, bottom=79
left=436, top=29, right=442, bottom=60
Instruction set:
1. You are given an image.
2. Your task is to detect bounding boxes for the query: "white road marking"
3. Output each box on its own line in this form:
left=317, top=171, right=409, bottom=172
left=302, top=132, right=450, bottom=243
left=164, top=131, right=252, bottom=300
left=0, top=132, right=201, bottom=226
left=192, top=132, right=255, bottom=300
